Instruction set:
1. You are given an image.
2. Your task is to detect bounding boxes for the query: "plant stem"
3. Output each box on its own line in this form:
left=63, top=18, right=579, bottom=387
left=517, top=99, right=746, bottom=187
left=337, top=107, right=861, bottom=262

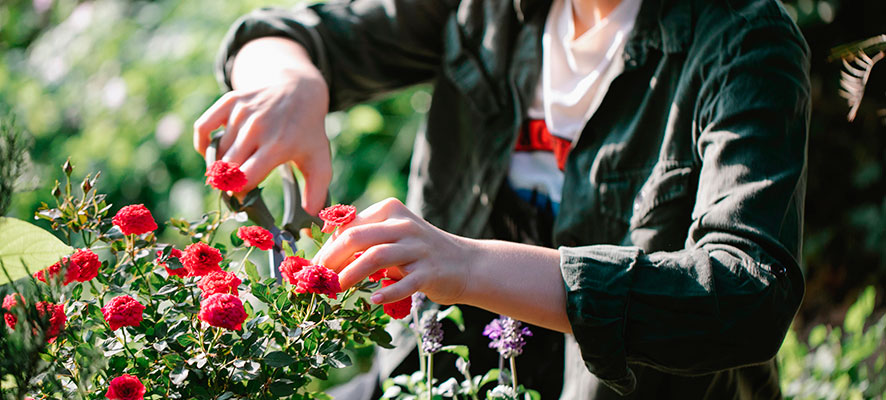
left=208, top=191, right=223, bottom=245
left=300, top=293, right=317, bottom=327
left=509, top=357, right=518, bottom=393
left=240, top=246, right=255, bottom=274
left=89, top=280, right=105, bottom=308
left=426, top=353, right=434, bottom=400
left=411, top=303, right=427, bottom=375
left=118, top=328, right=137, bottom=360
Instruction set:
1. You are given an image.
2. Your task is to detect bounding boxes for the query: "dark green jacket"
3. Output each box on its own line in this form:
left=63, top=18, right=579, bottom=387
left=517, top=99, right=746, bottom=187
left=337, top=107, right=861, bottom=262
left=217, top=0, right=809, bottom=397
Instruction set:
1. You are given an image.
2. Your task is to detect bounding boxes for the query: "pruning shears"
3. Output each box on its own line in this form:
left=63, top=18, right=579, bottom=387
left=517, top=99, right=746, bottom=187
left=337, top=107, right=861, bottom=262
left=204, top=134, right=325, bottom=283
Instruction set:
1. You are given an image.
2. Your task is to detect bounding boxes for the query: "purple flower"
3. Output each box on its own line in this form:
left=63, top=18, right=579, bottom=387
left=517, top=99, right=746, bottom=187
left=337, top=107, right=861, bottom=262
left=483, top=316, right=532, bottom=358
left=420, top=310, right=444, bottom=354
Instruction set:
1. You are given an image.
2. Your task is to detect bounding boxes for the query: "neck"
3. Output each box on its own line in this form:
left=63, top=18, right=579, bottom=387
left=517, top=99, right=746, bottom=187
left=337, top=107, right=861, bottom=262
left=571, top=0, right=623, bottom=38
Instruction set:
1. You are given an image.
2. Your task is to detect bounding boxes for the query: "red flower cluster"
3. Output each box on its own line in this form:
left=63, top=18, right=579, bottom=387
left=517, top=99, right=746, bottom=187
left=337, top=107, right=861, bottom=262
left=106, top=374, right=145, bottom=400
left=280, top=256, right=311, bottom=285
left=199, top=293, right=248, bottom=330
left=71, top=248, right=101, bottom=282
left=2, top=293, right=24, bottom=330
left=35, top=301, right=66, bottom=343
left=381, top=280, right=411, bottom=320
left=101, top=296, right=145, bottom=331
left=205, top=161, right=247, bottom=192
left=155, top=248, right=187, bottom=278
left=237, top=225, right=274, bottom=250
left=34, top=249, right=102, bottom=285
left=294, top=265, right=342, bottom=299
left=33, top=257, right=78, bottom=286
left=112, top=204, right=158, bottom=236
left=319, top=204, right=356, bottom=233
left=181, top=242, right=223, bottom=277
left=198, top=270, right=241, bottom=298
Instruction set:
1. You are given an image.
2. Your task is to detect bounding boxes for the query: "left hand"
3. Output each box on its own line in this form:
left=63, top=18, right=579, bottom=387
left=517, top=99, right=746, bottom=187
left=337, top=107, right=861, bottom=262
left=311, top=198, right=473, bottom=305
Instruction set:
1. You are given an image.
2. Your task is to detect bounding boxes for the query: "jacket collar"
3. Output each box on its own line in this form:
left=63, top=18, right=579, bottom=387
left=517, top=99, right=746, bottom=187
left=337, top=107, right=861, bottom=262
left=515, top=0, right=692, bottom=61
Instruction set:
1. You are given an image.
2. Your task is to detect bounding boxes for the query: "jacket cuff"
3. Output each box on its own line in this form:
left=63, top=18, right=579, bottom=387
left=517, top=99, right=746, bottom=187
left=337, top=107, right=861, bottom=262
left=214, top=6, right=331, bottom=91
left=559, top=245, right=640, bottom=395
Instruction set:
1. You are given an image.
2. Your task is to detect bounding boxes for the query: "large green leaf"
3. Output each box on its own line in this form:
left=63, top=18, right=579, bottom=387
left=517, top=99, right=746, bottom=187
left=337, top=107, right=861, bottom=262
left=0, top=217, right=72, bottom=285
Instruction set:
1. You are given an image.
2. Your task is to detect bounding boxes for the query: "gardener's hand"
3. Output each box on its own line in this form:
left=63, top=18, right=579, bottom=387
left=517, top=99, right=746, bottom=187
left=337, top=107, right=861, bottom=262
left=193, top=38, right=331, bottom=215
left=312, top=198, right=473, bottom=305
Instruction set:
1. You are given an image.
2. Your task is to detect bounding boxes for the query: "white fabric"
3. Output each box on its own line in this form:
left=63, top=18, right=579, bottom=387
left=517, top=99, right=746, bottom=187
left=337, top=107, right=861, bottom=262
left=532, top=0, right=642, bottom=141
left=510, top=0, right=641, bottom=211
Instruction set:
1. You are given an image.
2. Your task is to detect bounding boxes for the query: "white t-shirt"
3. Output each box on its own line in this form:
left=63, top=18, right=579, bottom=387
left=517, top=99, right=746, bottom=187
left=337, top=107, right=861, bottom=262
left=507, top=0, right=642, bottom=214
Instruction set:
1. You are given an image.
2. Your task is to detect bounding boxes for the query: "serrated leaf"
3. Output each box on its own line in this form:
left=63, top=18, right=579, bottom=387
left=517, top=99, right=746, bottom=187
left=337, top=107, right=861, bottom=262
left=0, top=217, right=73, bottom=284
left=328, top=351, right=352, bottom=368
left=264, top=351, right=295, bottom=367
left=245, top=260, right=260, bottom=283
left=268, top=380, right=295, bottom=397
left=177, top=334, right=198, bottom=347
left=438, top=306, right=465, bottom=332
left=156, top=283, right=179, bottom=296
left=440, top=345, right=469, bottom=361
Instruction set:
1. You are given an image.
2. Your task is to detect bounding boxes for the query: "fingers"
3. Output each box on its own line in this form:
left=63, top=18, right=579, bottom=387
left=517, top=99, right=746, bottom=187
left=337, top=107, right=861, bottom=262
left=237, top=146, right=277, bottom=194
left=298, top=147, right=332, bottom=216
left=221, top=115, right=259, bottom=166
left=371, top=271, right=422, bottom=304
left=193, top=92, right=238, bottom=156
left=337, top=242, right=421, bottom=290
left=313, top=219, right=415, bottom=270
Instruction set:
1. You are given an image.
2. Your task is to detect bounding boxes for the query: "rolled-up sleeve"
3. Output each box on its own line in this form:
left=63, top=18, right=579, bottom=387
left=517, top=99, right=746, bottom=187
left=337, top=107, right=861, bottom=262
left=215, top=0, right=455, bottom=110
left=559, top=17, right=810, bottom=396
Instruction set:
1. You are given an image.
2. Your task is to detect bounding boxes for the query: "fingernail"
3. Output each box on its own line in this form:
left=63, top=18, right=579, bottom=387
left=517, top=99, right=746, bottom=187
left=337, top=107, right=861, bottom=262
left=370, top=293, right=383, bottom=304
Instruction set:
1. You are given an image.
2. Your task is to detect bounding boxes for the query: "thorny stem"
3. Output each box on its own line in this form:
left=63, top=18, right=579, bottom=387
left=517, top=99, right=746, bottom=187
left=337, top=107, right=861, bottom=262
left=129, top=234, right=154, bottom=309
left=89, top=280, right=105, bottom=308
left=118, top=328, right=137, bottom=360
left=301, top=293, right=317, bottom=327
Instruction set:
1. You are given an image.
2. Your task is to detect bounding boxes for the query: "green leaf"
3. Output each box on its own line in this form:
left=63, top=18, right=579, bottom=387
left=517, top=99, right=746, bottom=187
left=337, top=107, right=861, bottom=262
left=438, top=306, right=465, bottom=332
left=844, top=286, right=875, bottom=336
left=245, top=260, right=261, bottom=283
left=0, top=217, right=73, bottom=284
left=440, top=345, right=469, bottom=361
left=282, top=240, right=295, bottom=258
left=479, top=369, right=500, bottom=388
left=264, top=351, right=295, bottom=367
left=370, top=327, right=395, bottom=349
left=268, top=380, right=295, bottom=397
left=328, top=351, right=352, bottom=368
left=230, top=231, right=244, bottom=247
left=176, top=334, right=198, bottom=347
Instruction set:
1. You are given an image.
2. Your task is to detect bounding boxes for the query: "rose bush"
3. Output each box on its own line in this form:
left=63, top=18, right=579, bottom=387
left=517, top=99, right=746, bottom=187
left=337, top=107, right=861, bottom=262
left=0, top=161, right=396, bottom=399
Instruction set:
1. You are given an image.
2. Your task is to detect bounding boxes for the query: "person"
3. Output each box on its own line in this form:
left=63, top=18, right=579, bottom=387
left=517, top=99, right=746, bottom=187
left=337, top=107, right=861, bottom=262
left=193, top=0, right=810, bottom=397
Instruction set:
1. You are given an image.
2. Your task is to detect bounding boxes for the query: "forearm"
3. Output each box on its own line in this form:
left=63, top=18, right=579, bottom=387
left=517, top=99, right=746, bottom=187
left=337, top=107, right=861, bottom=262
left=459, top=238, right=572, bottom=333
left=230, top=37, right=325, bottom=91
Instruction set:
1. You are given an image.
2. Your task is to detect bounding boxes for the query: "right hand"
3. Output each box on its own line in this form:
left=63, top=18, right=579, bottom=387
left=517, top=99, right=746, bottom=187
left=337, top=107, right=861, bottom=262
left=193, top=40, right=331, bottom=215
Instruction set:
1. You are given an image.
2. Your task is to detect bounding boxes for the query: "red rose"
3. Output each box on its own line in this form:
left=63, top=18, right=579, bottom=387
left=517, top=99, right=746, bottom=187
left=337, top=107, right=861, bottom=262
left=34, top=257, right=79, bottom=286
left=294, top=264, right=342, bottom=299
left=2, top=293, right=25, bottom=330
left=318, top=204, right=356, bottom=233
left=106, top=374, right=145, bottom=400
left=280, top=256, right=311, bottom=285
left=381, top=280, right=412, bottom=320
left=198, top=293, right=248, bottom=330
left=101, top=296, right=145, bottom=331
left=237, top=226, right=274, bottom=251
left=181, top=242, right=223, bottom=277
left=71, top=248, right=101, bottom=282
left=205, top=161, right=247, bottom=192
left=35, top=301, right=66, bottom=343
left=112, top=204, right=158, bottom=236
left=198, top=270, right=242, bottom=298
left=155, top=248, right=187, bottom=278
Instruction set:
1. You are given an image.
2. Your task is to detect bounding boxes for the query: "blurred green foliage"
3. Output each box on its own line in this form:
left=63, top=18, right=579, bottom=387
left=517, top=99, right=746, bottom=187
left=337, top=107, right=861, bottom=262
left=1, top=0, right=885, bottom=395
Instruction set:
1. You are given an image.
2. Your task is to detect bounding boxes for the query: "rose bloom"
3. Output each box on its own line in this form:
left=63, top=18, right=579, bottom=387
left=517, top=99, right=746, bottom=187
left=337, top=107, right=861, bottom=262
left=35, top=301, right=66, bottom=343
left=71, top=248, right=101, bottom=282
left=155, top=248, right=187, bottom=278
left=101, top=296, right=145, bottom=331
left=294, top=264, right=342, bottom=299
left=381, top=280, right=412, bottom=320
left=106, top=374, right=145, bottom=400
left=280, top=256, right=312, bottom=285
left=205, top=160, right=247, bottom=192
left=199, top=293, right=248, bottom=330
left=198, top=270, right=242, bottom=298
left=318, top=204, right=356, bottom=233
left=237, top=226, right=274, bottom=251
left=2, top=293, right=25, bottom=330
left=181, top=242, right=223, bottom=277
left=33, top=257, right=79, bottom=286
left=112, top=204, right=158, bottom=236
